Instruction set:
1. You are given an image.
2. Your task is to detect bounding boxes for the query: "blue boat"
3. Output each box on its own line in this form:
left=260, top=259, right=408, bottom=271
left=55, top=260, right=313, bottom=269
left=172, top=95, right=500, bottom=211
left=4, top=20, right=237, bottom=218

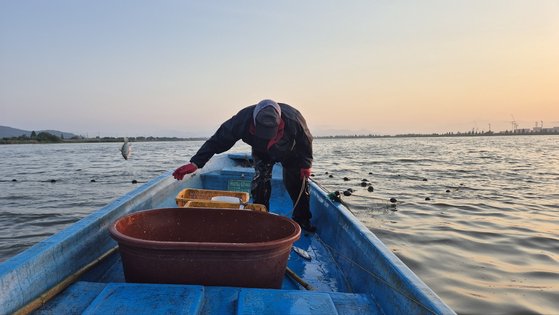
left=0, top=153, right=455, bottom=314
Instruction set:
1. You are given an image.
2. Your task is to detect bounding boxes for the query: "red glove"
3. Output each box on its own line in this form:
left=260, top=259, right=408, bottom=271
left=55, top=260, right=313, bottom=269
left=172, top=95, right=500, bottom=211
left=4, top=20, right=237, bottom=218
left=300, top=168, right=311, bottom=179
left=173, top=163, right=198, bottom=180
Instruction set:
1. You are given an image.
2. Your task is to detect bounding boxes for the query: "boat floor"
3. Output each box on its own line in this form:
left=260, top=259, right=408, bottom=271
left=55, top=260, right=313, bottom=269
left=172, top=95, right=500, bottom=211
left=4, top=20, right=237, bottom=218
left=34, top=232, right=383, bottom=315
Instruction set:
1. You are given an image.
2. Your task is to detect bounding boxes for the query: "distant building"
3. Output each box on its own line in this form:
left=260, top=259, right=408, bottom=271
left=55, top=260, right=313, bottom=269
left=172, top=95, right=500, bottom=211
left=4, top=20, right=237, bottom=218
left=543, top=127, right=559, bottom=133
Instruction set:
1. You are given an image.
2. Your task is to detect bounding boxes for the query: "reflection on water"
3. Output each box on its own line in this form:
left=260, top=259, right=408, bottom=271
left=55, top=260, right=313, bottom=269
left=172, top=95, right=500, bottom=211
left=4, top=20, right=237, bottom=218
left=1, top=136, right=558, bottom=314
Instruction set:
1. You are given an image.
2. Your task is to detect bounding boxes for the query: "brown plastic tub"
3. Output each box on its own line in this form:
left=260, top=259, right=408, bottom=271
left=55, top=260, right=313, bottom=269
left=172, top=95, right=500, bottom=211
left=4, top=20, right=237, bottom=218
left=109, top=207, right=301, bottom=288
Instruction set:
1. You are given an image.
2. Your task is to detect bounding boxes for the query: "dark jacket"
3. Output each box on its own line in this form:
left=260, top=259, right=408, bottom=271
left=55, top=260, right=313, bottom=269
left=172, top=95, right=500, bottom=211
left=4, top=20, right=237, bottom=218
left=190, top=103, right=313, bottom=169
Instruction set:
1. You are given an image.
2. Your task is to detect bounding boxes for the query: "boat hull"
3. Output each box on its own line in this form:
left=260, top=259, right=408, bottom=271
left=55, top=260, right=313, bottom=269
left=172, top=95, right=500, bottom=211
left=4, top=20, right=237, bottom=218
left=0, top=153, right=455, bottom=315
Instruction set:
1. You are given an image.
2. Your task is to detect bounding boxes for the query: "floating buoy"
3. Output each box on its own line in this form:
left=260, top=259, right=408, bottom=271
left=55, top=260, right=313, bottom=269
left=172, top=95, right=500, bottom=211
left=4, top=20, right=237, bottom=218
left=367, top=186, right=374, bottom=192
left=389, top=197, right=397, bottom=203
left=325, top=171, right=329, bottom=174
left=90, top=179, right=96, bottom=183
left=329, top=175, right=333, bottom=178
left=327, top=191, right=342, bottom=202
left=425, top=197, right=431, bottom=201
left=12, top=179, right=17, bottom=182
left=132, top=179, right=138, bottom=184
left=422, top=178, right=428, bottom=181
left=368, top=172, right=373, bottom=175
left=362, top=178, right=368, bottom=182
left=343, top=177, right=349, bottom=181
left=50, top=179, right=56, bottom=183
left=446, top=189, right=451, bottom=193
left=343, top=190, right=352, bottom=196
left=360, top=182, right=368, bottom=187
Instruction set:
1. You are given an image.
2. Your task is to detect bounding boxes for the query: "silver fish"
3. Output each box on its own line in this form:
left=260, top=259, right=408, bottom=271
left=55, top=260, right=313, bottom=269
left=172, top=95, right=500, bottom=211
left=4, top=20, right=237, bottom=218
left=292, top=246, right=312, bottom=261
left=120, top=137, right=131, bottom=160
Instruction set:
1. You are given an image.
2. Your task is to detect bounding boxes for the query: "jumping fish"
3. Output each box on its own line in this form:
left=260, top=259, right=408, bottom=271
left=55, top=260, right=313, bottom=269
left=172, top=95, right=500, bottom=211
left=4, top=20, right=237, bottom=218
left=120, top=137, right=131, bottom=160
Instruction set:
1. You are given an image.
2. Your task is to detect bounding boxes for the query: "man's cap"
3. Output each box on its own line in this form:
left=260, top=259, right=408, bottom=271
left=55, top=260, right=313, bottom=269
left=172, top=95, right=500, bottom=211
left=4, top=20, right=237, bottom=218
left=253, top=99, right=281, bottom=139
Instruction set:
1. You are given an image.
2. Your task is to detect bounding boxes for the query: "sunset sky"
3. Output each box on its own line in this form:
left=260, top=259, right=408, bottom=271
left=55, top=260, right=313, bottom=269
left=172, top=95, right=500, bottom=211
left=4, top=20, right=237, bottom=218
left=1, top=1, right=558, bottom=137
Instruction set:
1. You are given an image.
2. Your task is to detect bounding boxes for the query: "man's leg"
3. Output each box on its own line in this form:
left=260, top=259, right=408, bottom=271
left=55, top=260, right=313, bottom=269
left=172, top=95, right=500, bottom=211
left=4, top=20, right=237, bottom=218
left=283, top=165, right=315, bottom=232
left=251, top=152, right=274, bottom=210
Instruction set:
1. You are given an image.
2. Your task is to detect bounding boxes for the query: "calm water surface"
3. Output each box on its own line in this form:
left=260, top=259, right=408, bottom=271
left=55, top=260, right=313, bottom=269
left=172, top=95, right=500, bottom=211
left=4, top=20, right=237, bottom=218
left=1, top=136, right=558, bottom=315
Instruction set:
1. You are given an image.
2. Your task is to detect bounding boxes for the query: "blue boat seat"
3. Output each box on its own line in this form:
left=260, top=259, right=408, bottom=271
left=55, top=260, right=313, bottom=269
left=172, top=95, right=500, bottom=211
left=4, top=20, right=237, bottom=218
left=82, top=283, right=204, bottom=315
left=34, top=281, right=381, bottom=315
left=237, top=289, right=339, bottom=315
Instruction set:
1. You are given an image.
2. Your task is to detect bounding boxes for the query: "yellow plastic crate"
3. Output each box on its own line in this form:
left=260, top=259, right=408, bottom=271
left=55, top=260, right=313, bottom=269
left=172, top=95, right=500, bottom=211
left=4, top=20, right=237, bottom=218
left=184, top=200, right=268, bottom=212
left=175, top=188, right=250, bottom=207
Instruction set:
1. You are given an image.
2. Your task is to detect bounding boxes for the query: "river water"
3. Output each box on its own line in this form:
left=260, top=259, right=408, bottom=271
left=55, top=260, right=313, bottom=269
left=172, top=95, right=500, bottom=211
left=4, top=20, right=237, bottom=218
left=0, top=136, right=558, bottom=315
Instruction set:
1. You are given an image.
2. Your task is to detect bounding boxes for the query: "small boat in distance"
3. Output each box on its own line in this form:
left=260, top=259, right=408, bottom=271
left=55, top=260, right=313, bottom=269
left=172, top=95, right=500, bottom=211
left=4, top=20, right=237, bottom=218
left=0, top=153, right=455, bottom=314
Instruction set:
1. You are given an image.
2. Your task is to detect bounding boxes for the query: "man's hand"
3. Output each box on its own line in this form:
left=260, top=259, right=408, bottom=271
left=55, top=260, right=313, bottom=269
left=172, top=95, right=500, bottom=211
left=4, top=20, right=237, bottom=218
left=300, top=168, right=311, bottom=179
left=173, top=163, right=198, bottom=180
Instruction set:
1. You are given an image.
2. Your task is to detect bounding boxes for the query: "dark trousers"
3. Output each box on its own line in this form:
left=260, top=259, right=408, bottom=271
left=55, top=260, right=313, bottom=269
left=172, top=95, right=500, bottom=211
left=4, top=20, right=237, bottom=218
left=251, top=153, right=311, bottom=221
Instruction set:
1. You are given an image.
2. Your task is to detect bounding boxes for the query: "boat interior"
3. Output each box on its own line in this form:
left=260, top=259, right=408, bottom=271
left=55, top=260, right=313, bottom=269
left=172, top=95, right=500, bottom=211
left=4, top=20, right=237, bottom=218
left=33, top=155, right=384, bottom=314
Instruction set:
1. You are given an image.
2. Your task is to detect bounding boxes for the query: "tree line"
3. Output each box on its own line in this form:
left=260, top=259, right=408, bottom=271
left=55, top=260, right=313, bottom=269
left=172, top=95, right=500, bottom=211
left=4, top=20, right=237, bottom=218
left=1, top=132, right=205, bottom=144
left=0, top=131, right=66, bottom=144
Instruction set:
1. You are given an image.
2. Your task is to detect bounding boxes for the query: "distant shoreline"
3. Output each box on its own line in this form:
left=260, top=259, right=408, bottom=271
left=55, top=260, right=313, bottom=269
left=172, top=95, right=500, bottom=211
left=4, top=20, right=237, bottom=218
left=316, top=131, right=559, bottom=139
left=0, top=136, right=206, bottom=145
left=1, top=131, right=558, bottom=144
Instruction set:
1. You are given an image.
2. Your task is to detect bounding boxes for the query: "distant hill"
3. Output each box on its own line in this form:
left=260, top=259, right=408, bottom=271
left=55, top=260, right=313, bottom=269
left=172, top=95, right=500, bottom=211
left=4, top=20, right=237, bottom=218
left=0, top=126, right=78, bottom=139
